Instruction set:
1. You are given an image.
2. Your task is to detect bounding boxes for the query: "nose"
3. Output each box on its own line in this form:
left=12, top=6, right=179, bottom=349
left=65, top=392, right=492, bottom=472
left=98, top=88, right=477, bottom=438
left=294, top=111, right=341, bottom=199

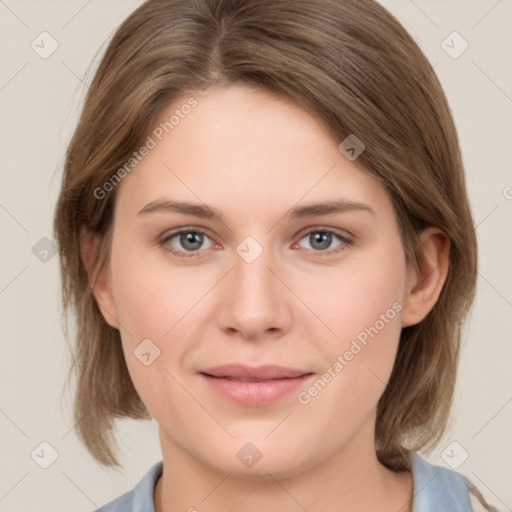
left=217, top=242, right=293, bottom=341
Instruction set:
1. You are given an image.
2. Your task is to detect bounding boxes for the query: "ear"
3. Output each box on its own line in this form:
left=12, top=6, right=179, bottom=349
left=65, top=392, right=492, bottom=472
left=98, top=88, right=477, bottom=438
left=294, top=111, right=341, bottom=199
left=401, top=227, right=450, bottom=328
left=80, top=227, right=119, bottom=329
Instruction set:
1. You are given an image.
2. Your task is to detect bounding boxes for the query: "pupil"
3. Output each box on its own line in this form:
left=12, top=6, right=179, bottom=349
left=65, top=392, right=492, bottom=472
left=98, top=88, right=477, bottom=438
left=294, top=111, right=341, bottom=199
left=311, top=231, right=331, bottom=250
left=181, top=232, right=202, bottom=250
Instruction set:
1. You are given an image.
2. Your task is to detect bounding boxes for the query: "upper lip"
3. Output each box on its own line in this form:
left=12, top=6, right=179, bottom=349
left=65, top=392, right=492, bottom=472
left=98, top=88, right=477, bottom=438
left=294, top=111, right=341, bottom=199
left=200, top=364, right=312, bottom=380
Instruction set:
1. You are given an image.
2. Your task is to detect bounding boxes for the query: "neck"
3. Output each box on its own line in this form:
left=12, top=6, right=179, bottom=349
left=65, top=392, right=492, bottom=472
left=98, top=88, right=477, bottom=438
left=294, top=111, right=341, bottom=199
left=154, top=419, right=413, bottom=512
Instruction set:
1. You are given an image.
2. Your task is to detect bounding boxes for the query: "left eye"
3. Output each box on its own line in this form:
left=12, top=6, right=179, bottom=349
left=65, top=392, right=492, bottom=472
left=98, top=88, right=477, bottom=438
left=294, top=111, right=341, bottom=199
left=295, top=230, right=348, bottom=252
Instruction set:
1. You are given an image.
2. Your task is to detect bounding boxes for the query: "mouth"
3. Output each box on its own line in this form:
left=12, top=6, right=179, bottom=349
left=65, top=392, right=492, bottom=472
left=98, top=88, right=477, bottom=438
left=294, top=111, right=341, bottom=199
left=198, top=364, right=314, bottom=406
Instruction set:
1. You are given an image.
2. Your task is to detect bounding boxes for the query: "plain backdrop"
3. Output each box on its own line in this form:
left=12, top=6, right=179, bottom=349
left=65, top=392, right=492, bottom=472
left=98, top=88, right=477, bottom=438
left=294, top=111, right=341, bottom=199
left=0, top=1, right=511, bottom=511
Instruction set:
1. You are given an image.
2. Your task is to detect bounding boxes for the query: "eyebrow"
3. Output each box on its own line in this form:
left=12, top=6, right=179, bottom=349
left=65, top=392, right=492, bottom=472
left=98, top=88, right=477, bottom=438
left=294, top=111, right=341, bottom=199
left=137, top=198, right=375, bottom=220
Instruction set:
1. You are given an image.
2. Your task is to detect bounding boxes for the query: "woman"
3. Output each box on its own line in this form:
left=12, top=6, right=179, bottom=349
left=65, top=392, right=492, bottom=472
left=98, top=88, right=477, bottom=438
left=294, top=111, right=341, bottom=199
left=53, top=0, right=500, bottom=510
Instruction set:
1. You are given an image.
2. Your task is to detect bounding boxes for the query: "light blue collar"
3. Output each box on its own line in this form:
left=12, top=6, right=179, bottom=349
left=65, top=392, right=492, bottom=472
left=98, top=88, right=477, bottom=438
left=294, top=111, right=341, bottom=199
left=409, top=451, right=473, bottom=511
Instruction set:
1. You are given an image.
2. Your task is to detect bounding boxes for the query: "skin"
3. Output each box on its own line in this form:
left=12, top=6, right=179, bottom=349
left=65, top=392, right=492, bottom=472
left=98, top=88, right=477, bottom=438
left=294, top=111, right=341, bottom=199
left=84, top=82, right=450, bottom=512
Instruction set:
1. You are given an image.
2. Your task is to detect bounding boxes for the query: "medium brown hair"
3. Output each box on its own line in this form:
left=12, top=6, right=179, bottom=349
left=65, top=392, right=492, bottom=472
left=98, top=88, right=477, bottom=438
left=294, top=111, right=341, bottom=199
left=53, top=0, right=477, bottom=470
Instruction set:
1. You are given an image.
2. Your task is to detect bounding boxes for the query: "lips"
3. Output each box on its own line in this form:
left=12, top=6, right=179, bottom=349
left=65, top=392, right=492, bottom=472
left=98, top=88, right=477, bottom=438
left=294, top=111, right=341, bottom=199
left=199, top=364, right=314, bottom=406
left=200, top=364, right=310, bottom=380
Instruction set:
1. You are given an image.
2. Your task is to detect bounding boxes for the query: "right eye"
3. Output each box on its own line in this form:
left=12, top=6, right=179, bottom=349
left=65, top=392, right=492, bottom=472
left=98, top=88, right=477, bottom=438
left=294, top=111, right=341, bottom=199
left=160, top=228, right=217, bottom=258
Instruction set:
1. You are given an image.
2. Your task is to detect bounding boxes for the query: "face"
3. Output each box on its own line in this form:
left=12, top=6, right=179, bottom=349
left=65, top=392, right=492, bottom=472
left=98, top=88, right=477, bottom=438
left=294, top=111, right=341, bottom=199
left=98, top=83, right=413, bottom=479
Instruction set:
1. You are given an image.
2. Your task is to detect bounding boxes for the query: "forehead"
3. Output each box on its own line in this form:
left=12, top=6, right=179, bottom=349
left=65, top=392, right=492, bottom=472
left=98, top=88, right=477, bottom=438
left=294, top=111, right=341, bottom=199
left=114, top=83, right=392, bottom=222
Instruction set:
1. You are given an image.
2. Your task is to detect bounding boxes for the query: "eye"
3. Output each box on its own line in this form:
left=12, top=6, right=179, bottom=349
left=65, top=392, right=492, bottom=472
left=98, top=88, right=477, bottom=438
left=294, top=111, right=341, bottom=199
left=161, top=228, right=215, bottom=258
left=294, top=229, right=351, bottom=254
left=159, top=227, right=352, bottom=259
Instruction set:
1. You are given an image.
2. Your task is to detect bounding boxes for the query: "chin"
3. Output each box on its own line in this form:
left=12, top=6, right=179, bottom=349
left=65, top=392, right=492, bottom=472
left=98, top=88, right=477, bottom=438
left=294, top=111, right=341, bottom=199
left=204, top=437, right=321, bottom=481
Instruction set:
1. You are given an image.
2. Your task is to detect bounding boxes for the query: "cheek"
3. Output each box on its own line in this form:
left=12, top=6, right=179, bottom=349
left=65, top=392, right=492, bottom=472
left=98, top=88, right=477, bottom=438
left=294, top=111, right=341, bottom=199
left=314, top=244, right=406, bottom=347
left=109, top=265, right=189, bottom=422
left=294, top=287, right=403, bottom=449
left=107, top=239, right=215, bottom=412
left=304, top=244, right=407, bottom=406
left=109, top=238, right=204, bottom=342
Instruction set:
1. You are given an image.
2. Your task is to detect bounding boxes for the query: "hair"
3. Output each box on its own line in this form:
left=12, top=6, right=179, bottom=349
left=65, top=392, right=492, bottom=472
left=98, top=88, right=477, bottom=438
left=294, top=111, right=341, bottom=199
left=53, top=0, right=477, bottom=471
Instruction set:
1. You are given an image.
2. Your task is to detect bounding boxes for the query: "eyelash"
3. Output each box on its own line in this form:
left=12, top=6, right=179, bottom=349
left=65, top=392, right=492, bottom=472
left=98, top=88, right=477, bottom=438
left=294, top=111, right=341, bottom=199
left=159, top=227, right=353, bottom=259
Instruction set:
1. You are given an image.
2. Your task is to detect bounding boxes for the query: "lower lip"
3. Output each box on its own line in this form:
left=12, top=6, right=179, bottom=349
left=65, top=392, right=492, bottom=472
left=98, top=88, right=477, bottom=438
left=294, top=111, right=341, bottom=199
left=200, top=373, right=314, bottom=406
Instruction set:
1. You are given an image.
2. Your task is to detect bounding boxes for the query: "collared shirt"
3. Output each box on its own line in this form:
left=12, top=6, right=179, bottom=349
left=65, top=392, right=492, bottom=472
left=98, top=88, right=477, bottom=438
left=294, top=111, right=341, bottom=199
left=94, top=451, right=501, bottom=511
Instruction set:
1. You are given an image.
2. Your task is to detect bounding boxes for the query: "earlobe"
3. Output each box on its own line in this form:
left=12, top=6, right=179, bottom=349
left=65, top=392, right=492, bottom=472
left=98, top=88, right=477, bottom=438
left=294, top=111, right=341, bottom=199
left=401, top=227, right=450, bottom=328
left=80, top=227, right=119, bottom=329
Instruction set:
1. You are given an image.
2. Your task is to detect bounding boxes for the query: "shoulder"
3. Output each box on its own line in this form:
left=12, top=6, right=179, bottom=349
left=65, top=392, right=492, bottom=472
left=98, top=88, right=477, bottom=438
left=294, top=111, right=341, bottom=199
left=93, top=461, right=163, bottom=512
left=409, top=451, right=502, bottom=512
left=95, top=491, right=132, bottom=512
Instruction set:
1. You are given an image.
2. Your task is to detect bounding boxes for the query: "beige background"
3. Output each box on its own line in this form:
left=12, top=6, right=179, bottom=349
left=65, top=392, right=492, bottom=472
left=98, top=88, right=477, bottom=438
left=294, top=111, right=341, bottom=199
left=0, top=1, right=511, bottom=510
